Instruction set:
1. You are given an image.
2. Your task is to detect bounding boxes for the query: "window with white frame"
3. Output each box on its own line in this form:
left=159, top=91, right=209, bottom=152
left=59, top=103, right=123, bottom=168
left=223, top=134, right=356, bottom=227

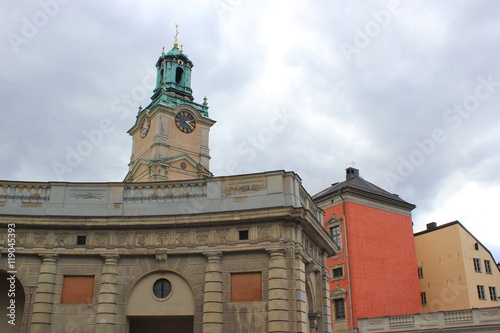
left=473, top=258, right=482, bottom=272
left=477, top=285, right=486, bottom=300
left=485, top=260, right=492, bottom=274
left=330, top=225, right=341, bottom=248
left=489, top=286, right=497, bottom=301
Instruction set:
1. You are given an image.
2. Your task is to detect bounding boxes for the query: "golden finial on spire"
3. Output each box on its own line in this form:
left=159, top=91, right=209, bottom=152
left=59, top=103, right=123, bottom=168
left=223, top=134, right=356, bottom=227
left=173, top=23, right=179, bottom=47
left=161, top=46, right=165, bottom=56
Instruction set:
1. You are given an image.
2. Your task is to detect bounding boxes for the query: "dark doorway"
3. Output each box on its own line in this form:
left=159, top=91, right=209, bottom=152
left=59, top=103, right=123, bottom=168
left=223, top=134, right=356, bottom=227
left=129, top=316, right=194, bottom=333
left=0, top=271, right=25, bottom=333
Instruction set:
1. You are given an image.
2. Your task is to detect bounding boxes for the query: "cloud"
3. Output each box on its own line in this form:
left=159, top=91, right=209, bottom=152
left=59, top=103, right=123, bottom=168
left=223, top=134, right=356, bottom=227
left=0, top=0, right=499, bottom=259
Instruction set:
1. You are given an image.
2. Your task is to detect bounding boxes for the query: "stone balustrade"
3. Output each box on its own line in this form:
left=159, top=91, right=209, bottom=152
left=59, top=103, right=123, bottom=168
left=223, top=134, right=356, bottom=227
left=123, top=181, right=207, bottom=202
left=0, top=171, right=324, bottom=224
left=0, top=182, right=51, bottom=203
left=358, top=306, right=500, bottom=332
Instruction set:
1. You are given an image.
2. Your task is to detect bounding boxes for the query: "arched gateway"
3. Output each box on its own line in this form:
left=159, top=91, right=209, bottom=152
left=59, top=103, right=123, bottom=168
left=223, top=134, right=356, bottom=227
left=126, top=271, right=195, bottom=333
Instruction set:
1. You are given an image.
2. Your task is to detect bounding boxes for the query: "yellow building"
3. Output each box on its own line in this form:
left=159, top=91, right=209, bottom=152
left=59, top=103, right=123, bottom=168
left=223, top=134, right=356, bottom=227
left=414, top=221, right=500, bottom=312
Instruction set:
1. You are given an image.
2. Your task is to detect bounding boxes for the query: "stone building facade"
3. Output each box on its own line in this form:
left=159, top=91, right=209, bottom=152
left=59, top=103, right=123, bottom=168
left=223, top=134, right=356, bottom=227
left=0, top=171, right=338, bottom=333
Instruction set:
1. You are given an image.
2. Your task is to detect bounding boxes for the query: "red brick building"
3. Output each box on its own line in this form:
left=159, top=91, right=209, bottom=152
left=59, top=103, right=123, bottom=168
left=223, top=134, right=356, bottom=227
left=313, top=167, right=422, bottom=331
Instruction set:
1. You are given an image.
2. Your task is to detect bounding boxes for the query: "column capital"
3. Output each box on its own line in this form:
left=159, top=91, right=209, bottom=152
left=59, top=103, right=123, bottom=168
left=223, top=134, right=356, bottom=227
left=101, top=254, right=120, bottom=264
left=203, top=251, right=223, bottom=261
left=265, top=246, right=286, bottom=257
left=39, top=253, right=58, bottom=263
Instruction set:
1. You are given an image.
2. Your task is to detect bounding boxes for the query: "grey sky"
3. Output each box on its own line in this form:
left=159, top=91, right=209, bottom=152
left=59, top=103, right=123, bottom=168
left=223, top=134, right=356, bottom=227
left=1, top=0, right=499, bottom=260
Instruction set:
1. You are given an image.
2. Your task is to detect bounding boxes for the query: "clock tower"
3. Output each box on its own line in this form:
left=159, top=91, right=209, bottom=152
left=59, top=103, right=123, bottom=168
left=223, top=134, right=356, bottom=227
left=124, top=36, right=215, bottom=182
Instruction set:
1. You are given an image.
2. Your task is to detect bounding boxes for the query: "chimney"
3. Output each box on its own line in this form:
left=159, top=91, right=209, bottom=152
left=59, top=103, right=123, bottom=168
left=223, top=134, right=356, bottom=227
left=346, top=167, right=359, bottom=180
left=426, top=222, right=437, bottom=231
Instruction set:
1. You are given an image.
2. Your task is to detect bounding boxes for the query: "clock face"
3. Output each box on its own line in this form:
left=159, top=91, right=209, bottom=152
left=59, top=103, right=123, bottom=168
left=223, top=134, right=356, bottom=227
left=140, top=118, right=150, bottom=138
left=175, top=111, right=196, bottom=133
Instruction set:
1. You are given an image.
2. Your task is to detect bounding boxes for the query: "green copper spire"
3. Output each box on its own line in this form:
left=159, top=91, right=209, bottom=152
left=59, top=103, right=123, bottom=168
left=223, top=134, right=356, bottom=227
left=140, top=26, right=210, bottom=119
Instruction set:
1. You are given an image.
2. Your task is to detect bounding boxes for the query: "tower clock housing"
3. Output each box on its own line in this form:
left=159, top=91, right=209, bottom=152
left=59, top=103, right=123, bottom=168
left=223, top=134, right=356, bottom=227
left=124, top=40, right=215, bottom=182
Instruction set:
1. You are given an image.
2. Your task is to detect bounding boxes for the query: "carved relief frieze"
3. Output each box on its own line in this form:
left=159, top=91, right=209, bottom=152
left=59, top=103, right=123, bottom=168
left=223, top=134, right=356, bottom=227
left=422, top=314, right=438, bottom=322
left=34, top=232, right=48, bottom=246
left=16, top=232, right=27, bottom=247
left=136, top=233, right=148, bottom=247
left=95, top=233, right=108, bottom=247
left=115, top=233, right=128, bottom=247
left=216, top=229, right=228, bottom=244
left=55, top=233, right=68, bottom=247
left=480, top=309, right=500, bottom=320
left=222, top=177, right=266, bottom=197
left=69, top=190, right=106, bottom=200
left=196, top=230, right=209, bottom=245
left=258, top=226, right=271, bottom=241
left=157, top=232, right=168, bottom=247
left=369, top=319, right=384, bottom=326
left=176, top=231, right=189, bottom=246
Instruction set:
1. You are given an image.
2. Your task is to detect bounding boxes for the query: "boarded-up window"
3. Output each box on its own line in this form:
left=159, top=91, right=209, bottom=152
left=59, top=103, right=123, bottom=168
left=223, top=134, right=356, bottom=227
left=61, top=276, right=94, bottom=304
left=230, top=272, right=262, bottom=302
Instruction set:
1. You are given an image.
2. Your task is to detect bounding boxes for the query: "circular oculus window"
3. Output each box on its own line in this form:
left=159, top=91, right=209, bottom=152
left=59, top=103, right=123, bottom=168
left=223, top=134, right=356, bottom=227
left=153, top=278, right=172, bottom=299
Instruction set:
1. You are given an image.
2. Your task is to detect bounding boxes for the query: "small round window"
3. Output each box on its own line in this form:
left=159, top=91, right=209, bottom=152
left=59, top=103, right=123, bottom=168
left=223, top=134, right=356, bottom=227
left=153, top=278, right=172, bottom=298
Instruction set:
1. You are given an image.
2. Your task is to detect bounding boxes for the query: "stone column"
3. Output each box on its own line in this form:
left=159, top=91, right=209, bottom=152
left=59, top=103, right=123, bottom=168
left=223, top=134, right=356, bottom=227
left=30, top=254, right=58, bottom=333
left=267, top=247, right=290, bottom=333
left=294, top=250, right=309, bottom=333
left=202, top=251, right=223, bottom=333
left=95, top=254, right=120, bottom=333
left=321, top=267, right=333, bottom=333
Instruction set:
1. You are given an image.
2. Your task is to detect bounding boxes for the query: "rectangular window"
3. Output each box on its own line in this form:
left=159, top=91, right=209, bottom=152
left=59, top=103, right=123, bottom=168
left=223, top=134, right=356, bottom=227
left=61, top=276, right=94, bottom=304
left=417, top=267, right=424, bottom=279
left=238, top=230, right=249, bottom=241
left=473, top=258, right=482, bottom=272
left=230, top=272, right=262, bottom=302
left=477, top=285, right=486, bottom=300
left=332, top=267, right=344, bottom=279
left=333, top=298, right=346, bottom=319
left=489, top=286, right=497, bottom=301
left=421, top=292, right=427, bottom=305
left=485, top=260, right=492, bottom=274
left=330, top=226, right=341, bottom=248
left=76, top=235, right=87, bottom=246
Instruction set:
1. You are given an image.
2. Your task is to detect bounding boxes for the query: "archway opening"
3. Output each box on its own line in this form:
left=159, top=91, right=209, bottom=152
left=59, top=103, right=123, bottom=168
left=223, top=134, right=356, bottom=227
left=129, top=316, right=193, bottom=333
left=126, top=271, right=194, bottom=333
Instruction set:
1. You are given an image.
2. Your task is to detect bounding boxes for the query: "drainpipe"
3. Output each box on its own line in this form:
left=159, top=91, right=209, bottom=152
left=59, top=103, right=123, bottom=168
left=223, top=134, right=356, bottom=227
left=339, top=191, right=354, bottom=332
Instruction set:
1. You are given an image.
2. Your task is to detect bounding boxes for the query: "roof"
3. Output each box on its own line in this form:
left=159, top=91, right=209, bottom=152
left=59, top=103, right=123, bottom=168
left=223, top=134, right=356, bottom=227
left=312, top=168, right=415, bottom=210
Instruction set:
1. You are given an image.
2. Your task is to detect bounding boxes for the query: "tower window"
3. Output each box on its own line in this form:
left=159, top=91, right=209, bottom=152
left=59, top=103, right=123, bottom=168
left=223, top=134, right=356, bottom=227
left=418, top=266, right=424, bottom=278
left=175, top=67, right=184, bottom=84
